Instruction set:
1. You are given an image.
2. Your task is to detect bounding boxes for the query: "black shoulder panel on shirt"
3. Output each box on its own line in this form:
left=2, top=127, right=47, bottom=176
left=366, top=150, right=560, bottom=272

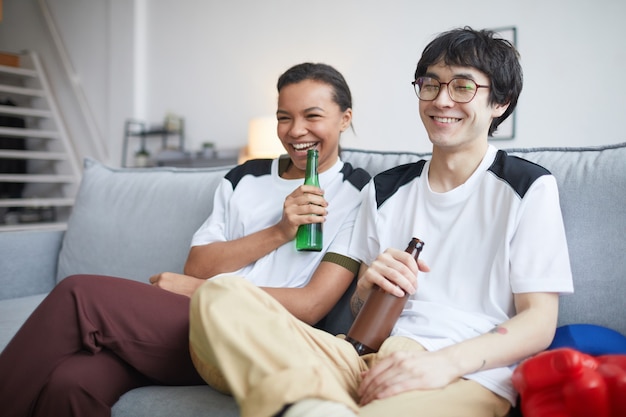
left=488, top=150, right=551, bottom=198
left=225, top=159, right=273, bottom=190
left=374, top=160, right=427, bottom=208
left=340, top=162, right=372, bottom=191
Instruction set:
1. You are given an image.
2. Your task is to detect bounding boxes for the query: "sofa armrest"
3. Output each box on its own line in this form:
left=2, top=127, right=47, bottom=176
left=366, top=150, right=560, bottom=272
left=0, top=229, right=63, bottom=300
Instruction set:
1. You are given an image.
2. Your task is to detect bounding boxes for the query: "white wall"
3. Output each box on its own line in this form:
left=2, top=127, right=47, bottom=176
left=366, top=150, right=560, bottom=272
left=1, top=0, right=625, bottom=166
left=0, top=0, right=102, bottom=163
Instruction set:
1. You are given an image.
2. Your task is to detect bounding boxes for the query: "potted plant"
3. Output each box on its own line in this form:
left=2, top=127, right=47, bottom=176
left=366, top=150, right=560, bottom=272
left=134, top=149, right=151, bottom=167
left=201, top=142, right=215, bottom=159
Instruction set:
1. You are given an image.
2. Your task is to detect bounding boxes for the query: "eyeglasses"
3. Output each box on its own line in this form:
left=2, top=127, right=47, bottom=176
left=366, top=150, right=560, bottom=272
left=411, top=77, right=490, bottom=103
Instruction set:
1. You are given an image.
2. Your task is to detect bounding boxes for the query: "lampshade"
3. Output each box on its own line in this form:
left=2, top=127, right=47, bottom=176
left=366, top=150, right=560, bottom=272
left=246, top=117, right=285, bottom=159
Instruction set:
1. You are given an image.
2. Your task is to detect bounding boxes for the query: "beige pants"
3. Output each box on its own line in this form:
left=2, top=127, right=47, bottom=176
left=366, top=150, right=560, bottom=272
left=189, top=276, right=510, bottom=417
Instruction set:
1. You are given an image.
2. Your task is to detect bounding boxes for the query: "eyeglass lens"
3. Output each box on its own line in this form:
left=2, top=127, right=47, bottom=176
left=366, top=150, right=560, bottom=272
left=414, top=77, right=479, bottom=103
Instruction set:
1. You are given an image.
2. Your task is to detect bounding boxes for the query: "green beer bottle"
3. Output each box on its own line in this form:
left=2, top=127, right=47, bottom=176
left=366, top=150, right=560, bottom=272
left=296, top=149, right=323, bottom=251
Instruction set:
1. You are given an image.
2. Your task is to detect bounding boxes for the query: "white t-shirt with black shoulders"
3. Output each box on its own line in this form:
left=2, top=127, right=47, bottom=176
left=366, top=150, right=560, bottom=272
left=349, top=145, right=573, bottom=405
left=192, top=156, right=370, bottom=288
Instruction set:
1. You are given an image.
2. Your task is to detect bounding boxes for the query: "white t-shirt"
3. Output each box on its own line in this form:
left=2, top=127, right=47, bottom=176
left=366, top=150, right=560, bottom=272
left=349, top=145, right=573, bottom=404
left=192, top=156, right=370, bottom=288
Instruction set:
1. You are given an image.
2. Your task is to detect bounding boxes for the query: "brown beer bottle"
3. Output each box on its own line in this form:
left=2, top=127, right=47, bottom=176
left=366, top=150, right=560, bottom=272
left=345, top=237, right=424, bottom=355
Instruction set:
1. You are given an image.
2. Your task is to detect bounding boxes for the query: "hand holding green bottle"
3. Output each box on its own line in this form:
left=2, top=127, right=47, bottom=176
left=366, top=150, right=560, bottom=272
left=296, top=149, right=323, bottom=251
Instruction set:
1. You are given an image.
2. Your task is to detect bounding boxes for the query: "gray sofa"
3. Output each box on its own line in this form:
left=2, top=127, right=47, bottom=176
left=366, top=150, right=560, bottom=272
left=1, top=143, right=625, bottom=417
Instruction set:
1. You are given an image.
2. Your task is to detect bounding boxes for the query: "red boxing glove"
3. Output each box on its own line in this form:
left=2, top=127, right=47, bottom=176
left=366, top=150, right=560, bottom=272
left=512, top=348, right=626, bottom=417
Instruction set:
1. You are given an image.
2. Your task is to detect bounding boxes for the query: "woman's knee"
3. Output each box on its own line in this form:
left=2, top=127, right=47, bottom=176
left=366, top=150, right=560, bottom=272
left=56, top=274, right=106, bottom=291
left=39, top=354, right=96, bottom=398
left=36, top=352, right=143, bottom=413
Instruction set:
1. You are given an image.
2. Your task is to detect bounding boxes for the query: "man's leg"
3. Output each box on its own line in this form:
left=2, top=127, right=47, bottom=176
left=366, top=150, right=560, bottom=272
left=189, top=276, right=366, bottom=417
left=0, top=274, right=204, bottom=417
left=360, top=337, right=511, bottom=417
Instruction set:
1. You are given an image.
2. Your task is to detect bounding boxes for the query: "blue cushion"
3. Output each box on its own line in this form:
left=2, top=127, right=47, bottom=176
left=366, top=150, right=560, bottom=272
left=548, top=324, right=626, bottom=355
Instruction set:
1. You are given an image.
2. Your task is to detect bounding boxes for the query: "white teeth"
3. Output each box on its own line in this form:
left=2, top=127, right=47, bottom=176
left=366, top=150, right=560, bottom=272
left=293, top=142, right=316, bottom=150
left=433, top=117, right=460, bottom=123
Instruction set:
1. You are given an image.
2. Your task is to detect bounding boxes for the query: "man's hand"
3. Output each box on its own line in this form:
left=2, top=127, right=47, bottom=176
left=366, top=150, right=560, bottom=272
left=356, top=248, right=429, bottom=300
left=358, top=349, right=460, bottom=405
left=149, top=272, right=205, bottom=297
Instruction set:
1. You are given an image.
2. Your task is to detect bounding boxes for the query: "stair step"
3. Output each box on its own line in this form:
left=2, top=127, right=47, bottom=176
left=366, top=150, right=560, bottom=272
left=0, top=174, right=77, bottom=183
left=0, top=51, right=81, bottom=231
left=0, top=197, right=75, bottom=208
left=0, top=84, right=46, bottom=98
left=0, top=104, right=52, bottom=118
left=0, top=222, right=67, bottom=232
left=0, top=126, right=59, bottom=139
left=0, top=150, right=68, bottom=160
left=0, top=63, right=38, bottom=78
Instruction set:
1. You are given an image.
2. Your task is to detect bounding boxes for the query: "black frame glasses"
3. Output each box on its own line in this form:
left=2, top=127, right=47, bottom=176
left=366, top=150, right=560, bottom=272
left=412, top=77, right=490, bottom=103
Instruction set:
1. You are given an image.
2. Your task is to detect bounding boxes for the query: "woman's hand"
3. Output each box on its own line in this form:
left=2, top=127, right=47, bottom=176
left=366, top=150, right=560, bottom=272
left=149, top=272, right=205, bottom=297
left=356, top=248, right=429, bottom=300
left=276, top=184, right=327, bottom=241
left=358, top=349, right=461, bottom=405
left=185, top=185, right=328, bottom=278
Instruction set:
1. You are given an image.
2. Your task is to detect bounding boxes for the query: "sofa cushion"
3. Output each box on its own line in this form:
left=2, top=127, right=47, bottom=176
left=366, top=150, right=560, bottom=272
left=0, top=229, right=62, bottom=300
left=112, top=385, right=238, bottom=417
left=0, top=293, right=47, bottom=352
left=549, top=324, right=626, bottom=355
left=57, top=159, right=232, bottom=283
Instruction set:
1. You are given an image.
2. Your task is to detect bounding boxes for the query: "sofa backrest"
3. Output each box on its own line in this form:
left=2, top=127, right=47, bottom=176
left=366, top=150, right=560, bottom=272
left=56, top=151, right=430, bottom=286
left=57, top=143, right=626, bottom=337
left=504, top=143, right=626, bottom=336
left=57, top=159, right=232, bottom=283
left=343, top=143, right=626, bottom=336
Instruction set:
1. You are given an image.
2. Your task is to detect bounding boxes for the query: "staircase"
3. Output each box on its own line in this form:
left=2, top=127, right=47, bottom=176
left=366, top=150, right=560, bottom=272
left=0, top=51, right=81, bottom=231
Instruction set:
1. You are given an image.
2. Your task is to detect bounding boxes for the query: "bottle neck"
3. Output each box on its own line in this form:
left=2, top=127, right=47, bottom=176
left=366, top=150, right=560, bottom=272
left=304, top=150, right=319, bottom=184
left=405, top=238, right=424, bottom=261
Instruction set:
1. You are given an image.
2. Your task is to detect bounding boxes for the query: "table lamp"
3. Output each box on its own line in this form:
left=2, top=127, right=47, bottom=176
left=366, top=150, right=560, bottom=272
left=241, top=116, right=285, bottom=162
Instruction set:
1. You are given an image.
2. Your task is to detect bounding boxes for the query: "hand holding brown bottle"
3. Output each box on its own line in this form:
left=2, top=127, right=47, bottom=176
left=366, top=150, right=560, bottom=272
left=346, top=238, right=429, bottom=355
left=355, top=245, right=426, bottom=299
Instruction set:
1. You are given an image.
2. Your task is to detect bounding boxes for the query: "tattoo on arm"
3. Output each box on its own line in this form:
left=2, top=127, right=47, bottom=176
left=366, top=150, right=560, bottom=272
left=350, top=292, right=365, bottom=316
left=475, top=326, right=507, bottom=372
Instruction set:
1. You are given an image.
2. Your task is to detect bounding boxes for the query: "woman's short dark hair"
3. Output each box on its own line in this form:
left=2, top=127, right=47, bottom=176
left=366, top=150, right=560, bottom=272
left=415, top=27, right=523, bottom=136
left=277, top=63, right=352, bottom=112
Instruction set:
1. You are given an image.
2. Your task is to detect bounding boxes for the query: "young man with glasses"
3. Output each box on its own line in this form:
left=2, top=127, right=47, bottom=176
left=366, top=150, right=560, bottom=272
left=189, top=27, right=574, bottom=417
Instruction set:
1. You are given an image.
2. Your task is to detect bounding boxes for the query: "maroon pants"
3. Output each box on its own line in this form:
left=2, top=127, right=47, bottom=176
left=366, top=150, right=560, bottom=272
left=0, top=275, right=205, bottom=417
